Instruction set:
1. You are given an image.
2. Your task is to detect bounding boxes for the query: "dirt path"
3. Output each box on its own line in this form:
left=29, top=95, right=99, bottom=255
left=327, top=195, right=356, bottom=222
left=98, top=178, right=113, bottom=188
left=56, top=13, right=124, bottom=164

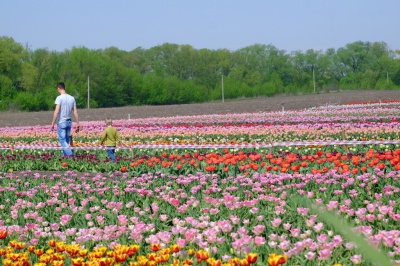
left=1, top=90, right=399, bottom=127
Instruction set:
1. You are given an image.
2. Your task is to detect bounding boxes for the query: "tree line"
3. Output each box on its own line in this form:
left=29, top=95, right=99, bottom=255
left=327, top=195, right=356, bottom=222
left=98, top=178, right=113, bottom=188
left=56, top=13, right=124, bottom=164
left=0, top=36, right=399, bottom=111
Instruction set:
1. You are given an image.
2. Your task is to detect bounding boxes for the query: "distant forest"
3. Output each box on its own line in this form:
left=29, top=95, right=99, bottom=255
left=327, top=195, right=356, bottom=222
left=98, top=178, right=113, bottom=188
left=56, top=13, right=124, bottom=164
left=0, top=36, right=399, bottom=111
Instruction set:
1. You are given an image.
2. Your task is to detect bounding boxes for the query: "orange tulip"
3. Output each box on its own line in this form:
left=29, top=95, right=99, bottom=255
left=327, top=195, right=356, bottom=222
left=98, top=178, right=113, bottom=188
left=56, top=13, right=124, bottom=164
left=106, top=251, right=115, bottom=258
left=9, top=252, right=20, bottom=261
left=187, top=249, right=195, bottom=256
left=52, top=260, right=65, bottom=266
left=147, top=252, right=158, bottom=261
left=34, top=248, right=44, bottom=256
left=147, top=261, right=157, bottom=266
left=79, top=248, right=89, bottom=258
left=56, top=242, right=65, bottom=252
left=229, top=257, right=240, bottom=266
left=8, top=240, right=17, bottom=247
left=246, top=253, right=258, bottom=264
left=114, top=244, right=129, bottom=254
left=39, top=254, right=52, bottom=263
left=2, top=258, right=12, bottom=266
left=94, top=246, right=108, bottom=256
left=46, top=248, right=55, bottom=255
left=185, top=258, right=194, bottom=265
left=239, top=258, right=250, bottom=266
left=15, top=241, right=25, bottom=250
left=207, top=258, right=221, bottom=266
left=195, top=250, right=209, bottom=262
left=267, top=253, right=287, bottom=266
left=170, top=244, right=180, bottom=253
left=48, top=239, right=57, bottom=247
left=72, top=257, right=84, bottom=266
left=127, top=244, right=140, bottom=256
left=54, top=253, right=66, bottom=261
left=115, top=253, right=129, bottom=263
left=160, top=253, right=170, bottom=262
left=69, top=245, right=82, bottom=258
left=150, top=243, right=161, bottom=252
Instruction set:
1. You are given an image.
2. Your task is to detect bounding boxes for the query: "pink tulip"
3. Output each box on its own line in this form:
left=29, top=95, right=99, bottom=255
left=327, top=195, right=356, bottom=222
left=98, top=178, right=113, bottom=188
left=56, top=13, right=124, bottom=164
left=332, top=235, right=343, bottom=247
left=218, top=220, right=233, bottom=233
left=252, top=224, right=265, bottom=235
left=278, top=240, right=290, bottom=251
left=283, top=223, right=291, bottom=230
left=290, top=228, right=301, bottom=237
left=304, top=251, right=316, bottom=260
left=326, top=201, right=339, bottom=210
left=271, top=218, right=282, bottom=228
left=318, top=249, right=332, bottom=261
left=350, top=254, right=362, bottom=264
left=313, top=222, right=324, bottom=232
left=296, top=207, right=309, bottom=216
left=254, top=236, right=266, bottom=245
left=365, top=214, right=375, bottom=222
left=117, top=215, right=128, bottom=226
left=316, top=234, right=327, bottom=243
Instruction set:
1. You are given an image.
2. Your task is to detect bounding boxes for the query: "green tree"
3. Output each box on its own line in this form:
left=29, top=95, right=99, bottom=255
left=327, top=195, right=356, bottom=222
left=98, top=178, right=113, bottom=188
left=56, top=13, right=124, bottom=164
left=30, top=49, right=57, bottom=90
left=20, top=63, right=38, bottom=92
left=0, top=36, right=28, bottom=90
left=290, top=51, right=308, bottom=89
left=1, top=36, right=399, bottom=112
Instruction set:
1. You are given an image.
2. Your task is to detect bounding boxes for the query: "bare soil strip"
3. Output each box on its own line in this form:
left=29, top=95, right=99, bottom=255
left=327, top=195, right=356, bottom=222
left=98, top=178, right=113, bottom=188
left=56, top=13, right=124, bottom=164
left=1, top=90, right=399, bottom=127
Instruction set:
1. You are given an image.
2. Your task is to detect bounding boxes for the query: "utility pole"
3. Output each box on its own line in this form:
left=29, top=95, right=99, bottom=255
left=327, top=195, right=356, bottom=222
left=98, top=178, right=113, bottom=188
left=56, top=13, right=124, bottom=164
left=221, top=75, right=225, bottom=103
left=312, top=65, right=316, bottom=93
left=87, top=76, right=90, bottom=109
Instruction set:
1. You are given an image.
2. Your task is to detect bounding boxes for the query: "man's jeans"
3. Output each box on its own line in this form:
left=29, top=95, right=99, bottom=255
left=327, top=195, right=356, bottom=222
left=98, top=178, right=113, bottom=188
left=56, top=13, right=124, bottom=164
left=107, top=147, right=116, bottom=162
left=57, top=121, right=73, bottom=157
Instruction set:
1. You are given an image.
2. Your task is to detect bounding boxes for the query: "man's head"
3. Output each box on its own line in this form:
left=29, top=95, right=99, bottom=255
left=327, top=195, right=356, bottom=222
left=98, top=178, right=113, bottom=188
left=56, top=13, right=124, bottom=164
left=57, top=82, right=66, bottom=91
left=105, top=118, right=112, bottom=126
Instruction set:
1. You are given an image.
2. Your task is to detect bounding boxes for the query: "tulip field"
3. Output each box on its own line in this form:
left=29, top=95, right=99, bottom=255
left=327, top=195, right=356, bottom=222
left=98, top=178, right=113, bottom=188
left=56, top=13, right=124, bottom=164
left=0, top=101, right=399, bottom=266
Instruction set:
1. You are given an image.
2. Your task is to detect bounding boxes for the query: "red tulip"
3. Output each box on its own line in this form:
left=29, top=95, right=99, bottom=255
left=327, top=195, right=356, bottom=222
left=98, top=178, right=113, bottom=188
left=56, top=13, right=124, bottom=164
left=0, top=229, right=7, bottom=239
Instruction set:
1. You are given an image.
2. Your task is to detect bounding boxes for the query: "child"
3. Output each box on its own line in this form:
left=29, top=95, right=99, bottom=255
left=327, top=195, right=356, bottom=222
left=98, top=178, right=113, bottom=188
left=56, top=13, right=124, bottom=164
left=100, top=118, right=121, bottom=162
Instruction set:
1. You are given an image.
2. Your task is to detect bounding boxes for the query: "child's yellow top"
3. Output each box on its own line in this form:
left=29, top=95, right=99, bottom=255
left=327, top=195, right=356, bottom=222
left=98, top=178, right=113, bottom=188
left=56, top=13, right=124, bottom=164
left=100, top=126, right=121, bottom=146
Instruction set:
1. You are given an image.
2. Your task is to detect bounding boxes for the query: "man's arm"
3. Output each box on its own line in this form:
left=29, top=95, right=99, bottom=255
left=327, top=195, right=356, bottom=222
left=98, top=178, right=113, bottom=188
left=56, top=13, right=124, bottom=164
left=73, top=105, right=81, bottom=133
left=73, top=105, right=80, bottom=127
left=51, top=104, right=60, bottom=131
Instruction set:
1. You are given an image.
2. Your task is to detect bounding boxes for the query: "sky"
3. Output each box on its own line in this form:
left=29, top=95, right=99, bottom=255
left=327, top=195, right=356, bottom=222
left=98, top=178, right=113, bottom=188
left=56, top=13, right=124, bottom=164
left=1, top=0, right=399, bottom=53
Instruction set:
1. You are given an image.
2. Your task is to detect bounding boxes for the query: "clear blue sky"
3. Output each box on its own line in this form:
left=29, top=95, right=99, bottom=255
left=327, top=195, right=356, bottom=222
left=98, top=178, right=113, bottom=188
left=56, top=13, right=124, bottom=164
left=1, top=0, right=399, bottom=53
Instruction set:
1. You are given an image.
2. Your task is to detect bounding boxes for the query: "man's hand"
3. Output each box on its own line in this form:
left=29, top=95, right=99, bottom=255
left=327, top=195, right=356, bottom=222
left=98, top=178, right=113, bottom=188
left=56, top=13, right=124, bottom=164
left=75, top=125, right=81, bottom=133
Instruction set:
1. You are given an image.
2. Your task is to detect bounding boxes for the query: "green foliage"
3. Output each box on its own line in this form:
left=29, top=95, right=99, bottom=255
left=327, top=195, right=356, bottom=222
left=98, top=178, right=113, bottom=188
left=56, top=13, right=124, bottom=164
left=0, top=37, right=399, bottom=112
left=14, top=92, right=50, bottom=111
left=258, top=82, right=276, bottom=96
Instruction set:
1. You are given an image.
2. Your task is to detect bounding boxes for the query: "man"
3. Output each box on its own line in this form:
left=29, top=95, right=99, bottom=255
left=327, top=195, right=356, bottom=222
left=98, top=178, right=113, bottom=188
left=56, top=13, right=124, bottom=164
left=51, top=82, right=80, bottom=157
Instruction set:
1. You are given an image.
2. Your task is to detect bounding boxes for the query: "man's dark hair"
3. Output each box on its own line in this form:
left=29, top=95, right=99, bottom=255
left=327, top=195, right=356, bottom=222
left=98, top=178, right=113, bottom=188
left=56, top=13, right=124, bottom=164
left=57, top=82, right=66, bottom=90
